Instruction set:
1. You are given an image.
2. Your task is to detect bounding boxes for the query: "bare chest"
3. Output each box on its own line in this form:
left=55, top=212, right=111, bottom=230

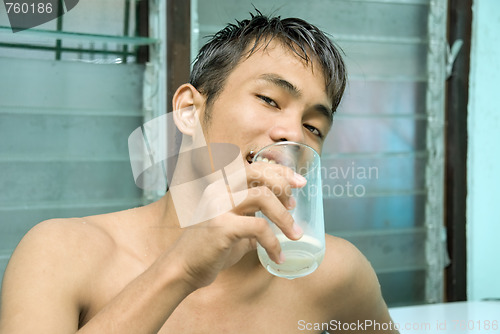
left=157, top=278, right=330, bottom=334
left=158, top=295, right=328, bottom=334
left=79, top=246, right=331, bottom=333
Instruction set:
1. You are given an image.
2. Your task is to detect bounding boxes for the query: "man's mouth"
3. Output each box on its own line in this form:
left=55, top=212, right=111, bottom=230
left=246, top=151, right=277, bottom=164
left=254, top=156, right=277, bottom=164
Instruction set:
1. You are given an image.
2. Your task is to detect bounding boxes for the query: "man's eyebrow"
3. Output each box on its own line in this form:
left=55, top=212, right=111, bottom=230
left=314, top=104, right=334, bottom=125
left=258, top=73, right=302, bottom=98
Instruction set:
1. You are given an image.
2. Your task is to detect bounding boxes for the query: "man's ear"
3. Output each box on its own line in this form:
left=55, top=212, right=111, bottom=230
left=172, top=84, right=205, bottom=136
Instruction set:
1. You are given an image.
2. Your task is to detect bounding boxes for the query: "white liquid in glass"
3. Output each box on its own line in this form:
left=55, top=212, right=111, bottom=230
left=257, top=235, right=325, bottom=279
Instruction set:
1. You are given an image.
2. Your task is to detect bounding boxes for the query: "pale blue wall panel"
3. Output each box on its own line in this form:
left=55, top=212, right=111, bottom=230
left=467, top=0, right=500, bottom=301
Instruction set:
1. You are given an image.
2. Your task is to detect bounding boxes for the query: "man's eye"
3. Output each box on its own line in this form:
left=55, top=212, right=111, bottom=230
left=257, top=95, right=278, bottom=108
left=304, top=124, right=322, bottom=138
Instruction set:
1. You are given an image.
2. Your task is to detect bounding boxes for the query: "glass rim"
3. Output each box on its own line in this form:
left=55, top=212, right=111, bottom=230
left=252, top=141, right=320, bottom=163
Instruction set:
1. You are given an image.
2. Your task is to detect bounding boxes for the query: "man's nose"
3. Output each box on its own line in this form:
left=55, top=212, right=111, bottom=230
left=268, top=117, right=305, bottom=143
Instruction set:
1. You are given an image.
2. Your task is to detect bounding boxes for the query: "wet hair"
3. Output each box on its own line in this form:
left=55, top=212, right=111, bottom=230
left=189, top=9, right=347, bottom=122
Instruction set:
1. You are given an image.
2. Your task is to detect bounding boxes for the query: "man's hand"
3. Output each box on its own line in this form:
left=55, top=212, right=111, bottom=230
left=167, top=161, right=306, bottom=289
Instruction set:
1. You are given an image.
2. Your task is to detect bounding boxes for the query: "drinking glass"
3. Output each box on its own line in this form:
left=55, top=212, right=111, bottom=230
left=254, top=141, right=325, bottom=279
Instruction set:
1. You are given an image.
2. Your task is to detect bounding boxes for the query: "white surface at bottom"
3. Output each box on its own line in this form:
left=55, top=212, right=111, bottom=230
left=389, top=301, right=500, bottom=333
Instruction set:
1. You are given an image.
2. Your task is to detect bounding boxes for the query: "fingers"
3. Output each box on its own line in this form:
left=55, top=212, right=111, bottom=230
left=233, top=187, right=303, bottom=241
left=246, top=162, right=306, bottom=210
left=227, top=216, right=284, bottom=265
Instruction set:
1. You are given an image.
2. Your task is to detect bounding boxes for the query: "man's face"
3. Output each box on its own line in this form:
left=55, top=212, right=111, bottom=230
left=199, top=40, right=333, bottom=165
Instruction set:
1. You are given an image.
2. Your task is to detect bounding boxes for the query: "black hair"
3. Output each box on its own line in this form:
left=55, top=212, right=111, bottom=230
left=189, top=9, right=347, bottom=122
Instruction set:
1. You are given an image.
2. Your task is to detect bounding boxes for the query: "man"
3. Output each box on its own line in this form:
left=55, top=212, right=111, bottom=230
left=0, top=11, right=398, bottom=333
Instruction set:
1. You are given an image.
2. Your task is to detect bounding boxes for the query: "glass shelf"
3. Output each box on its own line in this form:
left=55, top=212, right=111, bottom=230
left=0, top=26, right=159, bottom=46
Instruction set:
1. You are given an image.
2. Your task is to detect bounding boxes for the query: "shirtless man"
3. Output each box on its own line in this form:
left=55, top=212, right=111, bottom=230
left=0, top=12, right=398, bottom=334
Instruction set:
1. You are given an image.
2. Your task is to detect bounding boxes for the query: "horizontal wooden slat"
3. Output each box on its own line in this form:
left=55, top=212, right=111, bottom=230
left=337, top=228, right=427, bottom=271
left=0, top=198, right=143, bottom=253
left=0, top=199, right=142, bottom=290
left=0, top=57, right=144, bottom=110
left=0, top=161, right=142, bottom=203
left=326, top=117, right=427, bottom=153
left=0, top=106, right=142, bottom=117
left=196, top=0, right=428, bottom=40
left=320, top=154, right=427, bottom=194
left=325, top=194, right=425, bottom=232
left=0, top=113, right=141, bottom=161
left=0, top=26, right=158, bottom=46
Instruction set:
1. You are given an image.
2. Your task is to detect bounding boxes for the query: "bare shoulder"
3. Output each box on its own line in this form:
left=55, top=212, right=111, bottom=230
left=0, top=217, right=115, bottom=332
left=304, top=234, right=390, bottom=322
left=3, top=216, right=115, bottom=297
left=312, top=234, right=375, bottom=283
left=12, top=217, right=114, bottom=267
